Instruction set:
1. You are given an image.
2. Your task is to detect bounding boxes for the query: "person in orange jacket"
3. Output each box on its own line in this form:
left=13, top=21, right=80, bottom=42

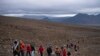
left=20, top=40, right=25, bottom=56
left=38, top=45, right=44, bottom=56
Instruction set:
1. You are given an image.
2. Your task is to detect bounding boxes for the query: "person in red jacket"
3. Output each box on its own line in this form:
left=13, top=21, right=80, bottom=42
left=61, top=46, right=67, bottom=56
left=26, top=44, right=32, bottom=56
left=38, top=45, right=44, bottom=56
left=20, top=40, right=25, bottom=56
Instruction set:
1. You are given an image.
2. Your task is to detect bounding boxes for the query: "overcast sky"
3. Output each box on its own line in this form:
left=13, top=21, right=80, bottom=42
left=0, top=0, right=100, bottom=14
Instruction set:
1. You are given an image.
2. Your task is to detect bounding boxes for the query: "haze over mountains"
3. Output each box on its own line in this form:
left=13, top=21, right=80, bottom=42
left=2, top=13, right=100, bottom=26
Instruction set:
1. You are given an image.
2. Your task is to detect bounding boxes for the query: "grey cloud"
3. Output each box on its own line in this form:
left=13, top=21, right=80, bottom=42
left=0, top=0, right=100, bottom=14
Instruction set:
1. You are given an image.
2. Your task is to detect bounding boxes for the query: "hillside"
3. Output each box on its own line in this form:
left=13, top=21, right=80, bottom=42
left=0, top=16, right=100, bottom=56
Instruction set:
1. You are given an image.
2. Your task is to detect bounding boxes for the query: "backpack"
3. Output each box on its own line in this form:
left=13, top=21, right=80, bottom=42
left=13, top=44, right=20, bottom=52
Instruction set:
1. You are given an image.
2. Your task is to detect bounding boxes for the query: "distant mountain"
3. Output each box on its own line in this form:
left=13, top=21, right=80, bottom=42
left=43, top=13, right=100, bottom=26
left=62, top=13, right=100, bottom=26
left=42, top=16, right=70, bottom=22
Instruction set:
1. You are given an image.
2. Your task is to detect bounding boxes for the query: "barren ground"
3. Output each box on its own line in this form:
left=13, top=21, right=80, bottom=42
left=0, top=16, right=100, bottom=56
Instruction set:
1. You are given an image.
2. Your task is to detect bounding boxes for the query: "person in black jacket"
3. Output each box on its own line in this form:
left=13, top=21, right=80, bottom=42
left=31, top=44, right=35, bottom=56
left=12, top=40, right=20, bottom=56
left=47, top=46, right=52, bottom=56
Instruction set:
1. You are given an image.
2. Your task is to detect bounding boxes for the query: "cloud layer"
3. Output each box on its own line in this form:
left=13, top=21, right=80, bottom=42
left=0, top=0, right=100, bottom=14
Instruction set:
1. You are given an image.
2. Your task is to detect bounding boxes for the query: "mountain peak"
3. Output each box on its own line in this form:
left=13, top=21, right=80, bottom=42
left=76, top=13, right=88, bottom=16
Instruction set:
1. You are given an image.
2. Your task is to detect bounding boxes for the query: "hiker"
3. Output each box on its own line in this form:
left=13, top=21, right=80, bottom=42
left=70, top=43, right=74, bottom=48
left=38, top=45, right=44, bottom=56
left=31, top=44, right=35, bottom=56
left=55, top=47, right=61, bottom=56
left=12, top=40, right=20, bottom=56
left=74, top=45, right=77, bottom=52
left=66, top=44, right=71, bottom=56
left=67, top=46, right=71, bottom=56
left=26, top=44, right=32, bottom=56
left=61, top=46, right=67, bottom=56
left=20, top=40, right=25, bottom=56
left=66, top=43, right=71, bottom=49
left=74, top=44, right=79, bottom=52
left=66, top=44, right=69, bottom=49
left=47, top=46, right=52, bottom=56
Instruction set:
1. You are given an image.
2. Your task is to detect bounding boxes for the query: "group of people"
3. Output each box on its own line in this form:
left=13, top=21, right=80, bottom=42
left=12, top=40, right=35, bottom=56
left=12, top=40, right=79, bottom=56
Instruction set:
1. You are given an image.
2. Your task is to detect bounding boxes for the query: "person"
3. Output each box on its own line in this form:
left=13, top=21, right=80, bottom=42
left=26, top=44, right=32, bottom=56
left=66, top=44, right=71, bottom=56
left=38, top=45, right=44, bottom=56
left=74, top=45, right=77, bottom=52
left=70, top=43, right=74, bottom=48
left=31, top=44, right=35, bottom=56
left=47, top=46, right=52, bottom=56
left=55, top=47, right=61, bottom=56
left=12, top=40, right=20, bottom=56
left=66, top=44, right=71, bottom=49
left=20, top=40, right=25, bottom=56
left=61, top=47, right=67, bottom=56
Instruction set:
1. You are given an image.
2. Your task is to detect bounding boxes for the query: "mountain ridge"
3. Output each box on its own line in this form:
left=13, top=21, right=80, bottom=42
left=42, top=13, right=100, bottom=26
